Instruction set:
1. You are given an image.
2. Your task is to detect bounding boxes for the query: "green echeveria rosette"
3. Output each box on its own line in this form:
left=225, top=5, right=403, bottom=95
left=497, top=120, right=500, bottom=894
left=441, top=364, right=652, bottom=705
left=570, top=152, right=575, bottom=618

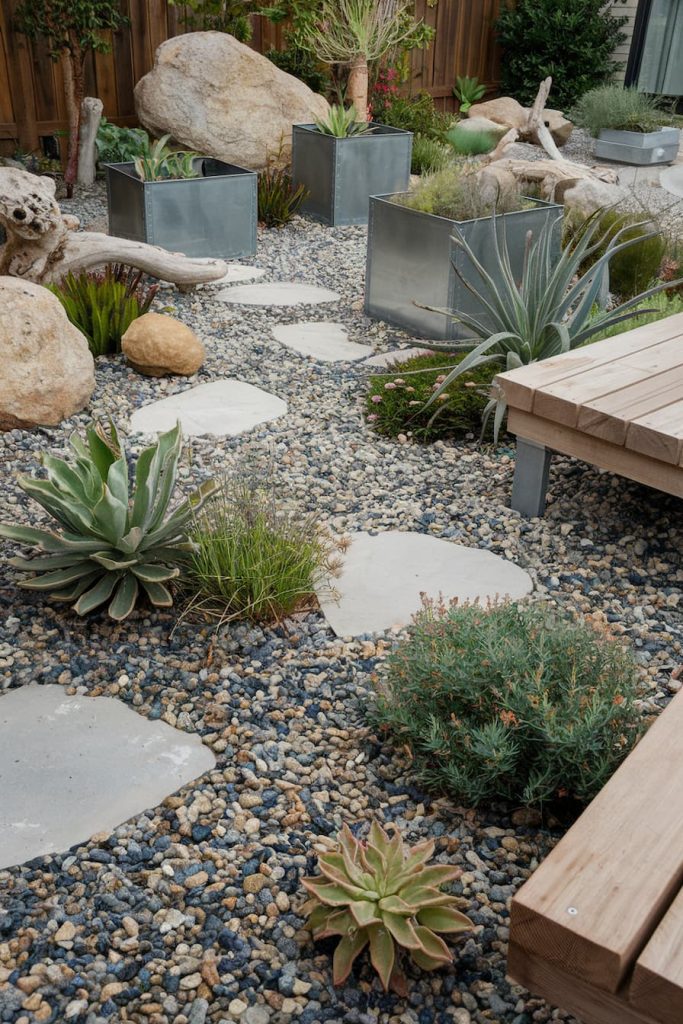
left=302, top=822, right=471, bottom=994
left=0, top=421, right=216, bottom=621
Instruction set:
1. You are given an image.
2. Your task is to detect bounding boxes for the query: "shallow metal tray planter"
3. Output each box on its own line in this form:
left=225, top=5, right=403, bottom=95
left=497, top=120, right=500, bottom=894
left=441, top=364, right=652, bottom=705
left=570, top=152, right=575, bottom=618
left=594, top=127, right=680, bottom=166
left=291, top=123, right=412, bottom=226
left=105, top=158, right=257, bottom=259
left=365, top=194, right=563, bottom=341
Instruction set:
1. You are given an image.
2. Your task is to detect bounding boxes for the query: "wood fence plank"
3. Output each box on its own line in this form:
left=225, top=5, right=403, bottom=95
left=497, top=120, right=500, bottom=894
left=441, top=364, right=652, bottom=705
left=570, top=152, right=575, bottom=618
left=509, top=689, right=683, bottom=994
left=629, top=887, right=683, bottom=1024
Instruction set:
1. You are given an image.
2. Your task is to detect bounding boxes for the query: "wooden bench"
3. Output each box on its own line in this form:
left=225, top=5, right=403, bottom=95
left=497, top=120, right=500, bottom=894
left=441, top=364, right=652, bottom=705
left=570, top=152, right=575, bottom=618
left=495, top=313, right=683, bottom=516
left=507, top=690, right=683, bottom=1024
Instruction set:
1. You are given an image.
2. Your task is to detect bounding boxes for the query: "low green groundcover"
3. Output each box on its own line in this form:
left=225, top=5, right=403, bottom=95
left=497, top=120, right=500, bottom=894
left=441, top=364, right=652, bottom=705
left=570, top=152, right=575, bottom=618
left=365, top=352, right=494, bottom=442
left=371, top=600, right=643, bottom=807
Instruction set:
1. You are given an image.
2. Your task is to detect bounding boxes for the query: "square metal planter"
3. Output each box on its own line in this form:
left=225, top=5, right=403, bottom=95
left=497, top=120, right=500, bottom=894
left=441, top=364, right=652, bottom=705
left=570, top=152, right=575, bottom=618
left=291, top=123, right=412, bottom=226
left=365, top=194, right=563, bottom=341
left=105, top=158, right=257, bottom=259
left=594, top=127, right=680, bottom=166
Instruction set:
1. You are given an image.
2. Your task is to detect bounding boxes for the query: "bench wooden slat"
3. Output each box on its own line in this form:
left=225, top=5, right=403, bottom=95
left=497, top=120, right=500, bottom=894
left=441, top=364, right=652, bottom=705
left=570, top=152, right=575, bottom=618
left=507, top=409, right=683, bottom=499
left=576, top=368, right=683, bottom=446
left=496, top=314, right=683, bottom=413
left=629, top=888, right=683, bottom=1023
left=625, top=399, right=683, bottom=465
left=508, top=689, right=683, bottom=995
left=531, top=336, right=683, bottom=428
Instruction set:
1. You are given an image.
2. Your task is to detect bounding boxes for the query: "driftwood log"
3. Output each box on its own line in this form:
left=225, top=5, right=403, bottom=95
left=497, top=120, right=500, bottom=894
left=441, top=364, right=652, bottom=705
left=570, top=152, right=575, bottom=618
left=77, top=98, right=103, bottom=187
left=0, top=167, right=228, bottom=285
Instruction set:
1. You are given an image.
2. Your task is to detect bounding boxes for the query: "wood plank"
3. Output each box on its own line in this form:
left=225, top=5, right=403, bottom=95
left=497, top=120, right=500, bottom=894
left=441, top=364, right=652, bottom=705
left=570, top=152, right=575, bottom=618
left=629, top=887, right=683, bottom=1023
left=508, top=945, right=660, bottom=1024
left=577, top=368, right=683, bottom=446
left=508, top=689, right=683, bottom=994
left=532, top=335, right=683, bottom=427
left=508, top=408, right=683, bottom=498
left=496, top=313, right=683, bottom=413
left=625, top=399, right=683, bottom=466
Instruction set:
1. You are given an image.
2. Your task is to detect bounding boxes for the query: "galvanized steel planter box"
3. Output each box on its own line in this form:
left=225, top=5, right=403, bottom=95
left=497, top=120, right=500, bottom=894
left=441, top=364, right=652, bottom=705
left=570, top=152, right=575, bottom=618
left=365, top=194, right=563, bottom=341
left=105, top=158, right=257, bottom=259
left=291, top=123, right=412, bottom=226
left=594, top=127, right=680, bottom=166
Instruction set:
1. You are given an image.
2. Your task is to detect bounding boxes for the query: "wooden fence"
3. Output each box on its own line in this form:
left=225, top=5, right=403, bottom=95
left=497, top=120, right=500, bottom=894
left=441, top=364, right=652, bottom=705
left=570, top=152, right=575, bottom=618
left=0, top=0, right=502, bottom=155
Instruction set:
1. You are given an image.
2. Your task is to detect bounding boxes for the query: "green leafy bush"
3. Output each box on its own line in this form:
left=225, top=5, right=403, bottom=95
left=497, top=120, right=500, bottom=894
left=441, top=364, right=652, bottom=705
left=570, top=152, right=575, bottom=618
left=303, top=822, right=471, bottom=994
left=567, top=208, right=667, bottom=299
left=0, top=423, right=215, bottom=621
left=96, top=117, right=149, bottom=165
left=365, top=352, right=494, bottom=442
left=398, top=165, right=527, bottom=221
left=590, top=292, right=683, bottom=342
left=444, top=124, right=495, bottom=157
left=410, top=134, right=451, bottom=175
left=168, top=0, right=260, bottom=39
left=372, top=600, right=643, bottom=807
left=265, top=45, right=329, bottom=94
left=187, top=472, right=340, bottom=622
left=496, top=0, right=627, bottom=109
left=374, top=92, right=453, bottom=139
left=48, top=265, right=158, bottom=358
left=258, top=167, right=309, bottom=227
left=571, top=85, right=670, bottom=136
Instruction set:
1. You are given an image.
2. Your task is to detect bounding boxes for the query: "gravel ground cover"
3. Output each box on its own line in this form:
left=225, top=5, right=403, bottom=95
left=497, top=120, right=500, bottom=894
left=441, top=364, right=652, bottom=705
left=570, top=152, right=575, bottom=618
left=0, top=181, right=682, bottom=1024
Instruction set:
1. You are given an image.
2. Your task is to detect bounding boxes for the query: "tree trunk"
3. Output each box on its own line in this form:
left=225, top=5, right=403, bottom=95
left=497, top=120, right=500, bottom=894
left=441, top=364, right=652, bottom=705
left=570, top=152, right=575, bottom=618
left=61, top=48, right=85, bottom=199
left=347, top=56, right=370, bottom=120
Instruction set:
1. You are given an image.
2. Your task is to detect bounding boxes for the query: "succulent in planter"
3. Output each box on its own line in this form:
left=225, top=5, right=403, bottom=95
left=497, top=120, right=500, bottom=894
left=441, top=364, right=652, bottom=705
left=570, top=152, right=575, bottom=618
left=303, top=822, right=471, bottom=994
left=314, top=103, right=377, bottom=138
left=0, top=422, right=216, bottom=620
left=133, top=133, right=201, bottom=181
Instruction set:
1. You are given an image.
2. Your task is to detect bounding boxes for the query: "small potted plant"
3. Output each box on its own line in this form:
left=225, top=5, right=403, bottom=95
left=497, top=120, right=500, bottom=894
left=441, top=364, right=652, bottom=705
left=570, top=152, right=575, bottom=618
left=365, top=163, right=563, bottom=340
left=106, top=134, right=258, bottom=258
left=292, top=104, right=412, bottom=226
left=572, top=85, right=680, bottom=166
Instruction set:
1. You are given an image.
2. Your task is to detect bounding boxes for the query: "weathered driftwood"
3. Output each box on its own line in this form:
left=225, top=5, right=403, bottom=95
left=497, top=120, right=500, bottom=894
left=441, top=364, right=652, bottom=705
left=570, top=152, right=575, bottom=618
left=0, top=166, right=228, bottom=285
left=524, top=77, right=563, bottom=162
left=77, top=97, right=103, bottom=187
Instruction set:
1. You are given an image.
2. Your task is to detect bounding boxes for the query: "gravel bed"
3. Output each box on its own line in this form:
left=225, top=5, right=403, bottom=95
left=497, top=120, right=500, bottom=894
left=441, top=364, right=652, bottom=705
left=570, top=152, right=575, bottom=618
left=0, top=181, right=682, bottom=1024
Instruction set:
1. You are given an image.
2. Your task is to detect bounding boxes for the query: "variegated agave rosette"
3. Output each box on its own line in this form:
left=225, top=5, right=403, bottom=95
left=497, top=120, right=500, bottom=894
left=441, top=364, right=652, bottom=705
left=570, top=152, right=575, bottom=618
left=303, top=822, right=471, bottom=994
left=0, top=421, right=215, bottom=621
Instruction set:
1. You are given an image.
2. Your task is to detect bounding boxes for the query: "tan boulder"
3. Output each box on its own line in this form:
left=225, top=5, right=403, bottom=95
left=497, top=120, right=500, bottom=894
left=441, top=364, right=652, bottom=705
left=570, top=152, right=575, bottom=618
left=468, top=97, right=573, bottom=147
left=135, top=31, right=330, bottom=170
left=122, top=313, right=205, bottom=377
left=0, top=277, right=95, bottom=430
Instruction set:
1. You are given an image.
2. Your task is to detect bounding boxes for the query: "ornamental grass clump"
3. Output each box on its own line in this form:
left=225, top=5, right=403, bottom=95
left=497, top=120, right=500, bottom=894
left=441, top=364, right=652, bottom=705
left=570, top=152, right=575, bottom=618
left=372, top=600, right=644, bottom=807
left=303, top=822, right=471, bottom=994
left=365, top=352, right=494, bottom=442
left=0, top=422, right=215, bottom=621
left=572, top=85, right=670, bottom=137
left=399, top=165, right=526, bottom=221
left=187, top=472, right=340, bottom=623
left=49, top=264, right=158, bottom=357
left=258, top=167, right=309, bottom=227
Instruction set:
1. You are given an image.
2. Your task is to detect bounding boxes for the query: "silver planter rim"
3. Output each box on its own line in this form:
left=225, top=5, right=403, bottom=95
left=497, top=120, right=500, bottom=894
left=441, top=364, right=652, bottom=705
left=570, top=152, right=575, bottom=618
left=370, top=191, right=562, bottom=226
left=292, top=122, right=412, bottom=140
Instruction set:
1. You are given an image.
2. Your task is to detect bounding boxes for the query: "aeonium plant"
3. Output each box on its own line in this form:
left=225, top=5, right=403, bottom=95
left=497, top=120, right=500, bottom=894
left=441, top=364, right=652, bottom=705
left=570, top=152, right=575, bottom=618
left=303, top=822, right=471, bottom=994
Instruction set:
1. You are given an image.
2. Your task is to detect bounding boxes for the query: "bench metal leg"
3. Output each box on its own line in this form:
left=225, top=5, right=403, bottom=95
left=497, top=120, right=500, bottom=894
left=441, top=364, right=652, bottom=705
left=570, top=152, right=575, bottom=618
left=511, top=438, right=552, bottom=517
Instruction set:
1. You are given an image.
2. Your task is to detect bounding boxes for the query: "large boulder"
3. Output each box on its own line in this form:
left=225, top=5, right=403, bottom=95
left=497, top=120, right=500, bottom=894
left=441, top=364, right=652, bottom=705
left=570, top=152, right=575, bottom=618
left=0, top=278, right=95, bottom=430
left=467, top=97, right=573, bottom=148
left=135, top=32, right=330, bottom=170
left=122, top=312, right=205, bottom=377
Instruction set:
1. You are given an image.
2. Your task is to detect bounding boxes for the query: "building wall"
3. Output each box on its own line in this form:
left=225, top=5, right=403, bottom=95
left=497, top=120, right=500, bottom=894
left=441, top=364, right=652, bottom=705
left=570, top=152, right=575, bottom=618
left=609, top=0, right=640, bottom=81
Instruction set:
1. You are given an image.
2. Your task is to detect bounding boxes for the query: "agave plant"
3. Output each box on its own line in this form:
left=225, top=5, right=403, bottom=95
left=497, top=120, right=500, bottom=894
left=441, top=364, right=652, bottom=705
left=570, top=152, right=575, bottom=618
left=421, top=210, right=683, bottom=440
left=133, top=134, right=200, bottom=181
left=0, top=422, right=215, bottom=621
left=453, top=74, right=485, bottom=112
left=303, top=822, right=471, bottom=994
left=314, top=104, right=377, bottom=138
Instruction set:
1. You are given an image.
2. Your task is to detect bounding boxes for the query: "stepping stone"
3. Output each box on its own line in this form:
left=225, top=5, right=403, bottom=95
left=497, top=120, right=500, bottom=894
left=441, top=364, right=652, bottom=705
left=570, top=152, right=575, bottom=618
left=271, top=322, right=373, bottom=362
left=203, top=263, right=266, bottom=286
left=363, top=347, right=434, bottom=368
left=316, top=531, right=532, bottom=637
left=215, top=282, right=340, bottom=306
left=0, top=684, right=215, bottom=869
left=660, top=164, right=683, bottom=199
left=129, top=380, right=287, bottom=437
